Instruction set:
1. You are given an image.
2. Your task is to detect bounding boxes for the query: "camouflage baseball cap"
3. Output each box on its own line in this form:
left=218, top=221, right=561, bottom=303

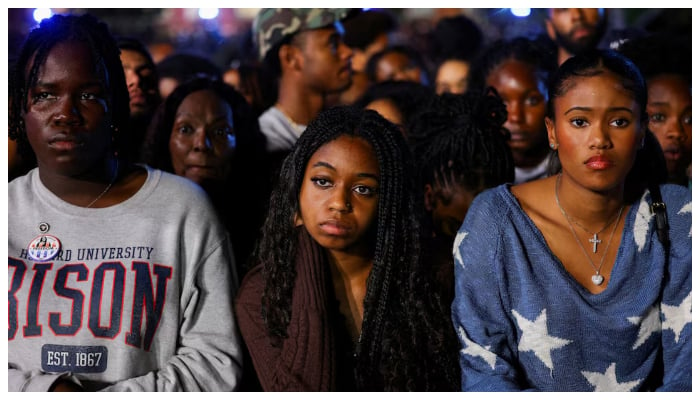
left=253, top=8, right=352, bottom=61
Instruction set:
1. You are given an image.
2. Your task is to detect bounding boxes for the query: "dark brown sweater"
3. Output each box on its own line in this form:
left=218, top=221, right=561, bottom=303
left=235, top=229, right=356, bottom=391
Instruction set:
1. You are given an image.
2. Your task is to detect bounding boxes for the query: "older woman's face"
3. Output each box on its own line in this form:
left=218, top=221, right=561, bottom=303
left=169, top=89, right=236, bottom=187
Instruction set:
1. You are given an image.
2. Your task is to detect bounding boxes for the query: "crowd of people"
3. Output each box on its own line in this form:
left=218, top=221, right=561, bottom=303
left=7, top=8, right=691, bottom=392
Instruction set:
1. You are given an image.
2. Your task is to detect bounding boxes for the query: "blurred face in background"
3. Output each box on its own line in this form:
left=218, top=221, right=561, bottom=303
left=546, top=8, right=607, bottom=58
left=292, top=26, right=354, bottom=94
left=169, top=89, right=236, bottom=187
left=435, top=59, right=470, bottom=95
left=373, top=51, right=424, bottom=84
left=486, top=58, right=548, bottom=167
left=646, top=74, right=692, bottom=179
left=120, top=49, right=160, bottom=117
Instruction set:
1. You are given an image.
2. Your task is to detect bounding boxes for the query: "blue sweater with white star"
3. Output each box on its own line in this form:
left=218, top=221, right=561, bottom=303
left=452, top=184, right=691, bottom=391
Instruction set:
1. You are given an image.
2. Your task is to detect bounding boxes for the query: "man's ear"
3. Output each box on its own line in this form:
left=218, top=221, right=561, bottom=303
left=424, top=184, right=435, bottom=212
left=279, top=44, right=301, bottom=71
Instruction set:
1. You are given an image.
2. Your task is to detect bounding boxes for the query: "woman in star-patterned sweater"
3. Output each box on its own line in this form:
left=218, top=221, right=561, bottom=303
left=452, top=50, right=691, bottom=391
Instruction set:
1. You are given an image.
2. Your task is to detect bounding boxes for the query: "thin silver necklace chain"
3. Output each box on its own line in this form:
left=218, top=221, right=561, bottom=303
left=555, top=174, right=624, bottom=253
left=554, top=173, right=624, bottom=285
left=86, top=159, right=119, bottom=208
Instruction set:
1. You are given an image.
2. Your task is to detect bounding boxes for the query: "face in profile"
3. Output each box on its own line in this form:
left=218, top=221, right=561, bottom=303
left=24, top=40, right=111, bottom=177
left=295, top=26, right=354, bottom=94
left=546, top=8, right=606, bottom=56
left=486, top=58, right=548, bottom=165
left=646, top=74, right=692, bottom=177
left=169, top=89, right=236, bottom=187
left=546, top=69, right=644, bottom=192
left=435, top=59, right=470, bottom=95
left=120, top=49, right=160, bottom=118
left=297, top=135, right=380, bottom=256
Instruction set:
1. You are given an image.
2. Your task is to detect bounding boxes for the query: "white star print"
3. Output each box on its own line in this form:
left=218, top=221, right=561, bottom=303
left=627, top=304, right=661, bottom=350
left=582, top=362, right=641, bottom=392
left=512, top=309, right=571, bottom=372
left=678, top=201, right=691, bottom=237
left=457, top=325, right=497, bottom=369
left=661, top=291, right=692, bottom=342
left=633, top=192, right=652, bottom=252
left=453, top=231, right=467, bottom=269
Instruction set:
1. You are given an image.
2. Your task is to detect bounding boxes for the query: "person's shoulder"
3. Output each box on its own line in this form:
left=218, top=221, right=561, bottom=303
left=8, top=168, right=34, bottom=189
left=464, top=184, right=515, bottom=227
left=8, top=168, right=37, bottom=202
left=258, top=106, right=281, bottom=127
left=235, top=263, right=265, bottom=309
left=470, top=183, right=516, bottom=213
left=658, top=183, right=691, bottom=205
left=148, top=166, right=209, bottom=200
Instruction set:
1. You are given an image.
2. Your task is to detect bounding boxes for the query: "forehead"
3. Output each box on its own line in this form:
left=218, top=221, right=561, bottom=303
left=437, top=60, right=469, bottom=77
left=549, top=8, right=602, bottom=22
left=648, top=75, right=692, bottom=101
left=33, top=40, right=101, bottom=80
left=177, top=89, right=232, bottom=113
left=309, top=135, right=378, bottom=170
left=489, top=58, right=537, bottom=79
left=119, top=49, right=151, bottom=66
left=555, top=70, right=637, bottom=106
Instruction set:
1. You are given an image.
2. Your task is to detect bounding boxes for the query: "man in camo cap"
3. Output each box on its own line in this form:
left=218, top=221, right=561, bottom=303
left=253, top=8, right=354, bottom=155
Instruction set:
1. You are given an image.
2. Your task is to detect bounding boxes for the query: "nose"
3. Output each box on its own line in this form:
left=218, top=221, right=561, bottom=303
left=125, top=69, right=140, bottom=90
left=53, top=95, right=81, bottom=126
left=666, top=116, right=687, bottom=143
left=589, top=123, right=612, bottom=149
left=570, top=8, right=584, bottom=21
left=192, top=129, right=212, bottom=152
left=506, top=101, right=524, bottom=124
left=329, top=187, right=352, bottom=213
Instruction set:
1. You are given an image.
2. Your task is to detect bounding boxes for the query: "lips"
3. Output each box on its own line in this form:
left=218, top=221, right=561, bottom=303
left=48, top=134, right=83, bottom=151
left=320, top=219, right=351, bottom=236
left=571, top=27, right=593, bottom=40
left=663, top=146, right=682, bottom=161
left=584, top=155, right=613, bottom=170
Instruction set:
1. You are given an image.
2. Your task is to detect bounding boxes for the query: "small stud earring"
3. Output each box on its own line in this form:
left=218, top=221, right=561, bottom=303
left=550, top=143, right=558, bottom=150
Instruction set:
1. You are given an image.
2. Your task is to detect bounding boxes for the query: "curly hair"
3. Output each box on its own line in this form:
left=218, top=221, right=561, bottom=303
left=254, top=105, right=459, bottom=390
left=9, top=13, right=130, bottom=165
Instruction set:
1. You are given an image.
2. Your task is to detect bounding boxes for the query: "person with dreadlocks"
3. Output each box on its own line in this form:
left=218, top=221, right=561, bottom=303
left=8, top=13, right=243, bottom=391
left=409, top=91, right=514, bottom=306
left=235, top=106, right=460, bottom=391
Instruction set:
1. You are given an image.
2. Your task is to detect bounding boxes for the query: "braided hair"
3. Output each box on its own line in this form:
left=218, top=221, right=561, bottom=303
left=411, top=91, right=514, bottom=209
left=255, top=105, right=459, bottom=390
left=9, top=13, right=130, bottom=164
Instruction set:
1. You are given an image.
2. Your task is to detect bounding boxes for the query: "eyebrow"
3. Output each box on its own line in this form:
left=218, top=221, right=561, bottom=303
left=648, top=101, right=670, bottom=107
left=311, top=161, right=379, bottom=180
left=564, top=106, right=633, bottom=115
